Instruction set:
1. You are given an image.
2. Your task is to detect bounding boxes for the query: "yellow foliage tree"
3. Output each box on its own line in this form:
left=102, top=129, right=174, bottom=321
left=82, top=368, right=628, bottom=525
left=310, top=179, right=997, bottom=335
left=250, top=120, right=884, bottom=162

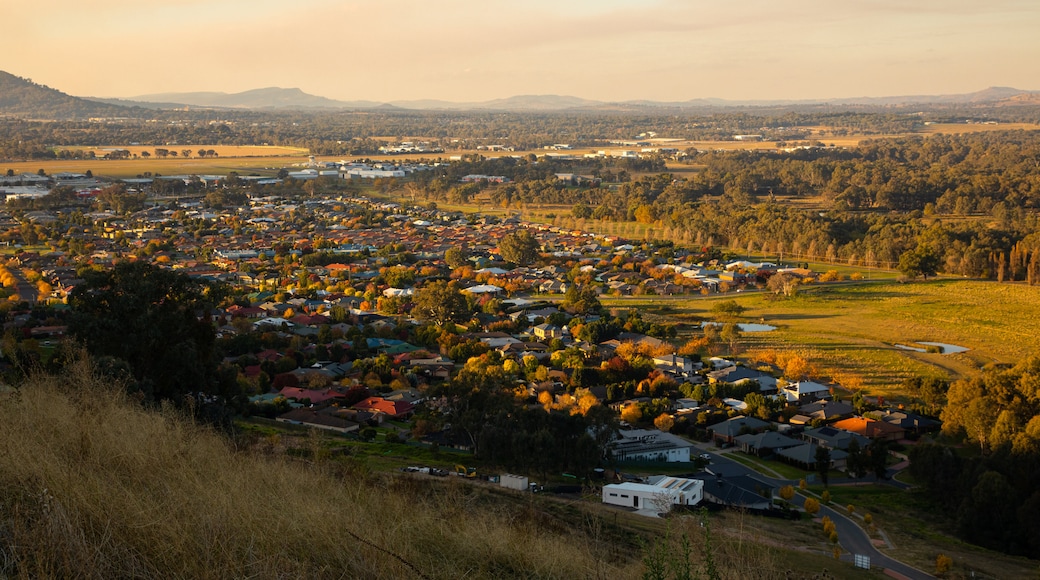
left=553, top=393, right=576, bottom=413
left=654, top=413, right=674, bottom=432
left=678, top=337, right=709, bottom=357
left=575, top=389, right=600, bottom=416
left=620, top=404, right=642, bottom=424
left=537, top=390, right=554, bottom=411
left=935, top=554, right=952, bottom=577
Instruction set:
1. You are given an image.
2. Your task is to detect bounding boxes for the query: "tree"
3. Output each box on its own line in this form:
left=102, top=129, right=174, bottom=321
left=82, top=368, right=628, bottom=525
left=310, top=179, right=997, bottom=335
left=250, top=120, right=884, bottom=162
left=845, top=438, right=868, bottom=478
left=444, top=247, right=468, bottom=269
left=412, top=280, right=470, bottom=326
left=779, top=485, right=795, bottom=503
left=620, top=404, right=642, bottom=424
left=767, top=272, right=799, bottom=297
left=803, top=498, right=820, bottom=517
left=562, top=284, right=601, bottom=314
left=68, top=261, right=232, bottom=412
left=719, top=323, right=742, bottom=355
left=498, top=229, right=539, bottom=266
left=654, top=413, right=674, bottom=432
left=935, top=554, right=952, bottom=577
left=815, top=445, right=831, bottom=486
left=898, top=246, right=940, bottom=280
left=711, top=300, right=745, bottom=318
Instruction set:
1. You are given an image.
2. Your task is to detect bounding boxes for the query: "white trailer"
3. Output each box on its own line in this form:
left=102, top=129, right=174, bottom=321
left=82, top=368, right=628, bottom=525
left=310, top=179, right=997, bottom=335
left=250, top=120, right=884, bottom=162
left=500, top=473, right=529, bottom=491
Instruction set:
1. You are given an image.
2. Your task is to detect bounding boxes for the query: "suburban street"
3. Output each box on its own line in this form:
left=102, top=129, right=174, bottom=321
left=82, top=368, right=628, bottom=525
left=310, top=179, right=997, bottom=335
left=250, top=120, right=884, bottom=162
left=695, top=447, right=934, bottom=580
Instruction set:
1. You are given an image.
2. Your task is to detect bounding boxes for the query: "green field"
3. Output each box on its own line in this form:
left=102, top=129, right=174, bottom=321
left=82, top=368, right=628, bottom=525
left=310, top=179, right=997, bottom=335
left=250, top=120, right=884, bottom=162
left=605, top=280, right=1040, bottom=394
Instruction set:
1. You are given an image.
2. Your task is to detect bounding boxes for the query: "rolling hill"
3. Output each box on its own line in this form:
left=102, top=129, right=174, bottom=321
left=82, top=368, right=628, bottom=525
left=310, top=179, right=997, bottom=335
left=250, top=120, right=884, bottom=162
left=0, top=71, right=141, bottom=119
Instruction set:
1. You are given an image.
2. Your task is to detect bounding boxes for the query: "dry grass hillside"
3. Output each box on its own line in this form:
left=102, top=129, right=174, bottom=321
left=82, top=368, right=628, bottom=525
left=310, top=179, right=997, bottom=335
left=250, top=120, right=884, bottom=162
left=0, top=359, right=853, bottom=579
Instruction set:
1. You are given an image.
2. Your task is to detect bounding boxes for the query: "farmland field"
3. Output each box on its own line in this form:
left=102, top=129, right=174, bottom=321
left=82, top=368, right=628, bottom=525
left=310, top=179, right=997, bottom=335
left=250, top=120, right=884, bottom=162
left=2, top=148, right=310, bottom=180
left=604, top=280, right=1040, bottom=395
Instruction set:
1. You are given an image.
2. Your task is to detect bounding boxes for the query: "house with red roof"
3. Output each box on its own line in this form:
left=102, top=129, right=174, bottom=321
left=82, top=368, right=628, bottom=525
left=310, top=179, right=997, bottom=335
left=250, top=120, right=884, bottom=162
left=353, top=397, right=415, bottom=419
left=832, top=417, right=906, bottom=442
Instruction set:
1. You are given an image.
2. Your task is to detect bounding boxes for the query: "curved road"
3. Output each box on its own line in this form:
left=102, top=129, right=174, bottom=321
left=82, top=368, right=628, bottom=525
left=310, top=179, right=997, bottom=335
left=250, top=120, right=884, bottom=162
left=698, top=449, right=933, bottom=580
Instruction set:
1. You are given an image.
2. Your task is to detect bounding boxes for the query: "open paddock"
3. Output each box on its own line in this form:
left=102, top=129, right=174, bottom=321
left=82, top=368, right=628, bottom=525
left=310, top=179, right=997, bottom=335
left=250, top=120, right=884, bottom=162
left=605, top=280, right=1040, bottom=395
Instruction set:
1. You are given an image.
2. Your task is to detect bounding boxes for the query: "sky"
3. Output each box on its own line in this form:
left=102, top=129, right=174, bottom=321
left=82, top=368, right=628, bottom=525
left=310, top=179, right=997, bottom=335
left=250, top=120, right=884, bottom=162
left=5, top=0, right=1040, bottom=103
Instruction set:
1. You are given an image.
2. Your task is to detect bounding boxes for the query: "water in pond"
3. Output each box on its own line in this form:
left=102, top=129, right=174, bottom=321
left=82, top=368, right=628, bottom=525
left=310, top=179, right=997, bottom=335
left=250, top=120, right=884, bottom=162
left=702, top=322, right=776, bottom=332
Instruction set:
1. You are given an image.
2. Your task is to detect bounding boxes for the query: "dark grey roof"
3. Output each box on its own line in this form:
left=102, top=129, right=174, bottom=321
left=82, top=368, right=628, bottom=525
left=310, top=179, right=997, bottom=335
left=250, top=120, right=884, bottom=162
left=708, top=416, right=770, bottom=437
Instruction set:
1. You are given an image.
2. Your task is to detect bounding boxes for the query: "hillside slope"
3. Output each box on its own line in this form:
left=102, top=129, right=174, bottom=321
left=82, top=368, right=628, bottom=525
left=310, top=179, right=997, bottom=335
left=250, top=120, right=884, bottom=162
left=0, top=360, right=646, bottom=579
left=0, top=357, right=851, bottom=579
left=0, top=71, right=139, bottom=119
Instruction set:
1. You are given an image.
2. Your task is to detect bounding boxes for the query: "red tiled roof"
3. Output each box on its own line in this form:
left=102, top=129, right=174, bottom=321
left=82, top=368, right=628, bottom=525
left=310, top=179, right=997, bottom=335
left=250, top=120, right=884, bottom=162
left=353, top=397, right=415, bottom=417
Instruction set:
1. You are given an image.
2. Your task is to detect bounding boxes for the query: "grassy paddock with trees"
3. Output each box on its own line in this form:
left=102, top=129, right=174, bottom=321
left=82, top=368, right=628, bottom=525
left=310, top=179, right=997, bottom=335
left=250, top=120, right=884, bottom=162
left=606, top=280, right=1040, bottom=392
left=2, top=150, right=309, bottom=180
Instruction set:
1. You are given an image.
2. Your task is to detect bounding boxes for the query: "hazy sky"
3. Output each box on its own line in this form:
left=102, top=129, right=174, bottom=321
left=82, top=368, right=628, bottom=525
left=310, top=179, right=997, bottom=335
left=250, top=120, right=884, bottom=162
left=6, top=0, right=1039, bottom=102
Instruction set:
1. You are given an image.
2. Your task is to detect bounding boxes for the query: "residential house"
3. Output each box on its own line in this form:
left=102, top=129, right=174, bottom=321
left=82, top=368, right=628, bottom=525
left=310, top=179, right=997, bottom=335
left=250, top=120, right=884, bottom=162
left=533, top=323, right=563, bottom=341
left=276, top=408, right=359, bottom=434
left=775, top=443, right=849, bottom=471
left=876, top=410, right=940, bottom=435
left=780, top=381, right=832, bottom=404
left=707, top=365, right=778, bottom=393
left=734, top=431, right=803, bottom=457
left=602, top=476, right=703, bottom=512
left=832, top=417, right=906, bottom=442
left=707, top=416, right=770, bottom=446
left=801, top=425, right=871, bottom=451
left=608, top=429, right=695, bottom=463
left=353, top=397, right=415, bottom=420
left=694, top=468, right=775, bottom=510
left=797, top=400, right=856, bottom=423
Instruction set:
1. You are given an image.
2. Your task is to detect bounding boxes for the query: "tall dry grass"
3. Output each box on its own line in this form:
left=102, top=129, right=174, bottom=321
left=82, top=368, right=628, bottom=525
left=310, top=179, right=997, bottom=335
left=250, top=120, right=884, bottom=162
left=0, top=359, right=642, bottom=579
left=0, top=357, right=830, bottom=579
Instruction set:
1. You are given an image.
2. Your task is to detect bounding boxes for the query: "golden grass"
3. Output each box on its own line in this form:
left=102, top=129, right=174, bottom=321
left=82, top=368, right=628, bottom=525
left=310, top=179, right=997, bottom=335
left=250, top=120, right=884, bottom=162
left=0, top=359, right=641, bottom=579
left=916, top=122, right=1040, bottom=135
left=4, top=355, right=1016, bottom=580
left=0, top=357, right=858, bottom=579
left=2, top=155, right=308, bottom=180
left=59, top=145, right=308, bottom=158
left=608, top=280, right=1040, bottom=394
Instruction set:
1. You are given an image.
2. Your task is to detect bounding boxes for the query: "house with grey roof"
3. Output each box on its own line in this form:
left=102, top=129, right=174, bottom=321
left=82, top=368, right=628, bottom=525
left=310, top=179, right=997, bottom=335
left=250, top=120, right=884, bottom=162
left=734, top=431, right=803, bottom=457
left=775, top=443, right=849, bottom=471
left=608, top=429, right=695, bottom=463
left=693, top=470, right=775, bottom=510
left=707, top=416, right=771, bottom=446
left=801, top=425, right=870, bottom=451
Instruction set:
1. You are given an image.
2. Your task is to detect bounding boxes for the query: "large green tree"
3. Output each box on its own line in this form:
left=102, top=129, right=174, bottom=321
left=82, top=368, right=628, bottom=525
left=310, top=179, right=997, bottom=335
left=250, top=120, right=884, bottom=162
left=898, top=246, right=940, bottom=280
left=68, top=261, right=232, bottom=409
left=497, top=229, right=539, bottom=266
left=412, top=280, right=470, bottom=326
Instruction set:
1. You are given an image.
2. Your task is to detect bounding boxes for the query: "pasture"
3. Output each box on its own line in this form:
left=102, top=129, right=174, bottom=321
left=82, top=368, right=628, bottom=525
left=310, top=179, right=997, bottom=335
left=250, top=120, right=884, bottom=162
left=604, top=280, right=1040, bottom=395
left=2, top=145, right=309, bottom=180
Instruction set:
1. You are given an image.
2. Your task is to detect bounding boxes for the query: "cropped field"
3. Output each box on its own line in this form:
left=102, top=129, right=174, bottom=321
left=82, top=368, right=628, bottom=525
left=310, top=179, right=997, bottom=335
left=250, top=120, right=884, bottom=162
left=60, top=144, right=308, bottom=158
left=606, top=280, right=1040, bottom=395
left=2, top=154, right=309, bottom=180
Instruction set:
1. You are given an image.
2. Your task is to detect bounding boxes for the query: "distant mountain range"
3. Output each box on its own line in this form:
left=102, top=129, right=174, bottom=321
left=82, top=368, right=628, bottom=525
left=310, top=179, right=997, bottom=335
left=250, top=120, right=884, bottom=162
left=128, top=87, right=384, bottom=110
left=1, top=69, right=1039, bottom=119
left=123, top=85, right=1040, bottom=111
